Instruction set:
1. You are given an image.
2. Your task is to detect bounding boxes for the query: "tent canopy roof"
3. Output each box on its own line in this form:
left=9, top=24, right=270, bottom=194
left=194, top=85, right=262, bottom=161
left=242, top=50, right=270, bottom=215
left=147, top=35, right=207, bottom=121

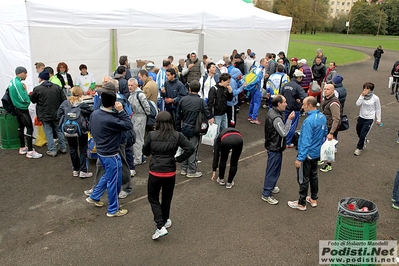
left=21, top=0, right=291, bottom=30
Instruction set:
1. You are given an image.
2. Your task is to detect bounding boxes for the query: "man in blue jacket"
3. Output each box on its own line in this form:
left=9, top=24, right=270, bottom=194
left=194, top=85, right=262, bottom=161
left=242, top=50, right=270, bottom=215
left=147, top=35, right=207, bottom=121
left=288, top=96, right=327, bottom=211
left=86, top=90, right=133, bottom=217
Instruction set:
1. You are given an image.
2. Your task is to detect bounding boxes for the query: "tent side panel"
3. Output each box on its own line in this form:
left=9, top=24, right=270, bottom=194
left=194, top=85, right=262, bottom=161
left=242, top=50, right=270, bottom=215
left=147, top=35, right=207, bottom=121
left=203, top=30, right=291, bottom=63
left=29, top=27, right=111, bottom=86
left=117, top=29, right=200, bottom=68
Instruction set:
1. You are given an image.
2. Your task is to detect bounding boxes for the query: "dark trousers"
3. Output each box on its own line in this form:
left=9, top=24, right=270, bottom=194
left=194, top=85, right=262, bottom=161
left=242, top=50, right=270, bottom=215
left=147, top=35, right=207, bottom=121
left=227, top=105, right=237, bottom=128
left=219, top=135, right=243, bottom=183
left=147, top=173, right=175, bottom=229
left=373, top=57, right=380, bottom=70
left=297, top=157, right=319, bottom=206
left=15, top=108, right=33, bottom=151
left=262, top=151, right=282, bottom=197
left=392, top=77, right=399, bottom=94
left=125, top=145, right=135, bottom=170
left=355, top=117, right=373, bottom=150
left=67, top=134, right=88, bottom=172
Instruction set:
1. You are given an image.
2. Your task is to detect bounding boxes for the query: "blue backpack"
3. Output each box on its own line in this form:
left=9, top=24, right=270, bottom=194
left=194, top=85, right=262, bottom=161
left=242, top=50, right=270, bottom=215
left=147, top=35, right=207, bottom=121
left=60, top=102, right=89, bottom=137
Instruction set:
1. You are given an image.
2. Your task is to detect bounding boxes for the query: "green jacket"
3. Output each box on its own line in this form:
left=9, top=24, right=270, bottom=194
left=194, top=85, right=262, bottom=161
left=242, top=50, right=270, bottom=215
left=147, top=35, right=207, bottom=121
left=49, top=75, right=62, bottom=88
left=8, top=77, right=30, bottom=110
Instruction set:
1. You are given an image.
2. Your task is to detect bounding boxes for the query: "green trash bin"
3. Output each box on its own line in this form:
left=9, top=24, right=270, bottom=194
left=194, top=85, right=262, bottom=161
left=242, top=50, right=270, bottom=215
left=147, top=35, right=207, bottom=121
left=333, top=197, right=379, bottom=266
left=0, top=108, right=20, bottom=150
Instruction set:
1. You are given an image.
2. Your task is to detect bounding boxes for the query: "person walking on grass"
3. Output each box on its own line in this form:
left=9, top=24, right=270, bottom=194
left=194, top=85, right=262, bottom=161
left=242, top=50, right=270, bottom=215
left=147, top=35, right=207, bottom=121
left=288, top=96, right=327, bottom=211
left=354, top=82, right=382, bottom=156
left=143, top=111, right=194, bottom=240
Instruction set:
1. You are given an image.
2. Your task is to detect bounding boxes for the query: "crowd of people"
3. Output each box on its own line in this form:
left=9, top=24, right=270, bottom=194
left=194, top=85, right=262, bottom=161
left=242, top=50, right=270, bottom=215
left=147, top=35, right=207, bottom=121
left=7, top=46, right=398, bottom=239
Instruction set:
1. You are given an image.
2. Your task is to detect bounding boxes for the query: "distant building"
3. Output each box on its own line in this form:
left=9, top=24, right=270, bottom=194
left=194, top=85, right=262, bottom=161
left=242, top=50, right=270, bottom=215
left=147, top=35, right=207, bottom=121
left=329, top=0, right=382, bottom=18
left=329, top=0, right=356, bottom=18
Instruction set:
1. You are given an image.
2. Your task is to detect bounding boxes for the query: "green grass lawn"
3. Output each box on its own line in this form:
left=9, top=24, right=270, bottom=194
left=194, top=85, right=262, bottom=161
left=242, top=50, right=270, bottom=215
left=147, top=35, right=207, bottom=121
left=287, top=33, right=399, bottom=66
left=287, top=41, right=368, bottom=66
left=290, top=33, right=399, bottom=51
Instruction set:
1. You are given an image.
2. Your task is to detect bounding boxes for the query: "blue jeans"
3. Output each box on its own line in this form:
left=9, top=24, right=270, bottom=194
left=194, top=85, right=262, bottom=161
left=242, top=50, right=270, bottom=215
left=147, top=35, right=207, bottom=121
left=285, top=110, right=300, bottom=145
left=42, top=120, right=66, bottom=153
left=90, top=154, right=122, bottom=214
left=373, top=57, right=380, bottom=70
left=214, top=114, right=227, bottom=134
left=392, top=169, right=399, bottom=206
left=248, top=89, right=261, bottom=120
left=262, top=151, right=283, bottom=197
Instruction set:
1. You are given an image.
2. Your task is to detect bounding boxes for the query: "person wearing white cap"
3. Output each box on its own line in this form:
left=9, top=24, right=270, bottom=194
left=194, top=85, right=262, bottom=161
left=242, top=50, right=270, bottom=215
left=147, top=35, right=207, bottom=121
left=181, top=50, right=205, bottom=84
left=298, top=59, right=312, bottom=93
left=145, top=62, right=157, bottom=82
left=216, top=60, right=228, bottom=74
left=244, top=52, right=257, bottom=74
left=280, top=69, right=308, bottom=148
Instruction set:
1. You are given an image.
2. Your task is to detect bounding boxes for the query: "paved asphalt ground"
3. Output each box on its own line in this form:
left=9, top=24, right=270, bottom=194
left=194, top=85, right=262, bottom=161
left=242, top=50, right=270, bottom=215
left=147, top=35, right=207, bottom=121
left=1, top=45, right=398, bottom=266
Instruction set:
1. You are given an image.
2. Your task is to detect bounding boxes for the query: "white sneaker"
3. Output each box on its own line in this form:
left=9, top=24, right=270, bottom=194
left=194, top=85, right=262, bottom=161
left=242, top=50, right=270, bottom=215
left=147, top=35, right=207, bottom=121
left=186, top=172, right=202, bottom=178
left=354, top=149, right=361, bottom=156
left=26, top=150, right=43, bottom=159
left=152, top=227, right=168, bottom=240
left=226, top=181, right=235, bottom=189
left=216, top=177, right=225, bottom=186
left=73, top=171, right=79, bottom=177
left=130, top=170, right=136, bottom=177
left=84, top=189, right=93, bottom=196
left=272, top=186, right=280, bottom=194
left=19, top=147, right=28, bottom=155
left=164, top=219, right=172, bottom=228
left=180, top=170, right=187, bottom=176
left=79, top=171, right=93, bottom=178
left=118, top=190, right=131, bottom=199
left=261, top=195, right=279, bottom=205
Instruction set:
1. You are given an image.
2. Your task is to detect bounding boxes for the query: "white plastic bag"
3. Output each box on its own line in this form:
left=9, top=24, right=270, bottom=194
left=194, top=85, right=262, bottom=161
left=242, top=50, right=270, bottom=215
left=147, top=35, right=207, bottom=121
left=201, top=123, right=218, bottom=146
left=389, top=76, right=393, bottom=89
left=320, top=139, right=338, bottom=162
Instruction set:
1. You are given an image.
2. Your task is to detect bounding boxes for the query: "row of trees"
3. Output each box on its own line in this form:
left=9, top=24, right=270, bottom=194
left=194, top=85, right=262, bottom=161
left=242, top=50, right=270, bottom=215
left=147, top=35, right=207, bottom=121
left=255, top=0, right=399, bottom=35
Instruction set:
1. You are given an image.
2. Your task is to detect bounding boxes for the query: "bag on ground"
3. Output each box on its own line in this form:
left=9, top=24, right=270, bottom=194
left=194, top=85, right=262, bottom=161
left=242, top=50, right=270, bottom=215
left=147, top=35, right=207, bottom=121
left=201, top=123, right=218, bottom=146
left=320, top=139, right=338, bottom=162
left=60, top=102, right=89, bottom=137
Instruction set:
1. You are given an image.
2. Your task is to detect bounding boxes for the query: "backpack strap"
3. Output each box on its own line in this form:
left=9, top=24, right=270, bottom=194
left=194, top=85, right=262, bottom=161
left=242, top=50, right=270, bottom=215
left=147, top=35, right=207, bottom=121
left=136, top=91, right=146, bottom=114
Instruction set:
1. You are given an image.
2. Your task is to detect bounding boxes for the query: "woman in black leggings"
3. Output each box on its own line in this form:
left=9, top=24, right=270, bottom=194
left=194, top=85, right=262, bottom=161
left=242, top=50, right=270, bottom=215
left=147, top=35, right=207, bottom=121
left=211, top=128, right=243, bottom=189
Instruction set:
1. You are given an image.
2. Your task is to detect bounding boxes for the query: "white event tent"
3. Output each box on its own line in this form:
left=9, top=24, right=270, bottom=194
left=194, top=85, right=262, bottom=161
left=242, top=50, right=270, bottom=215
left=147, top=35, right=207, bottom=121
left=0, top=0, right=292, bottom=97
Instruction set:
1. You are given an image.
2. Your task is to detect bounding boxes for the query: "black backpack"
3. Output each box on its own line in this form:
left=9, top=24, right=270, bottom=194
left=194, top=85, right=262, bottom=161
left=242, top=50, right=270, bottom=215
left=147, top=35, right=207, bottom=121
left=60, top=102, right=89, bottom=137
left=1, top=88, right=17, bottom=116
left=194, top=100, right=209, bottom=135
